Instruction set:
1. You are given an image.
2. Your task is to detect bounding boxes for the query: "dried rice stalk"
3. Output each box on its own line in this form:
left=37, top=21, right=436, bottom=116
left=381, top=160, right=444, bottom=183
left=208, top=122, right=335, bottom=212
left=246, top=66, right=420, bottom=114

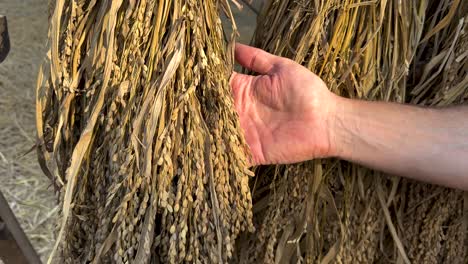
left=237, top=0, right=467, bottom=263
left=36, top=0, right=254, bottom=263
left=402, top=1, right=468, bottom=262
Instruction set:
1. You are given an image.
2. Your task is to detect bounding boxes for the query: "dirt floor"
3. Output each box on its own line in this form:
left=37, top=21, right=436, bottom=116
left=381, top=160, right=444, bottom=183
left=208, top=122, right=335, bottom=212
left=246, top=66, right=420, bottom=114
left=0, top=0, right=56, bottom=261
left=0, top=1, right=260, bottom=262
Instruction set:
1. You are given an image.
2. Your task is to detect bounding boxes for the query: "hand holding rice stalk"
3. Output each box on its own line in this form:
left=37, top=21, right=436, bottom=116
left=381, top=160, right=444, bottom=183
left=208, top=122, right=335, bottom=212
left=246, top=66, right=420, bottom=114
left=35, top=0, right=468, bottom=263
left=235, top=0, right=467, bottom=263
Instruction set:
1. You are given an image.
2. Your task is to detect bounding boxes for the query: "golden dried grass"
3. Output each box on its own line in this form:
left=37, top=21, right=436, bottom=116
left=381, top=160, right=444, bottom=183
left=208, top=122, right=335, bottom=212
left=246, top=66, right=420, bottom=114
left=36, top=0, right=254, bottom=263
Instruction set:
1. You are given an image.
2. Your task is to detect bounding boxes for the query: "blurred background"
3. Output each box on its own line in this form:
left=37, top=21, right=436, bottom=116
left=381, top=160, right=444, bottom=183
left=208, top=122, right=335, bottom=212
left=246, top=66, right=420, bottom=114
left=0, top=0, right=262, bottom=261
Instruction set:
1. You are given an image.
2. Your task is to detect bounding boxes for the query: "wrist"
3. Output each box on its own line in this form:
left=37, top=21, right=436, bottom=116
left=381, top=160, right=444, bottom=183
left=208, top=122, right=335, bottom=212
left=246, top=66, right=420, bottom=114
left=326, top=95, right=354, bottom=159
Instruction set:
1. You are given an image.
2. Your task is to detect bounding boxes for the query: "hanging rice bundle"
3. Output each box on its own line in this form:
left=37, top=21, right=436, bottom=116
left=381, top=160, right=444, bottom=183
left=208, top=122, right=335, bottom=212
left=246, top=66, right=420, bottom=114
left=36, top=0, right=254, bottom=263
left=236, top=0, right=467, bottom=263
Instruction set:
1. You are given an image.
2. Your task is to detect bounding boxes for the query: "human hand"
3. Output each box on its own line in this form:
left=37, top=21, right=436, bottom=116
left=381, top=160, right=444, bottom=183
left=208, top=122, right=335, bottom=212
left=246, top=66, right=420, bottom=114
left=230, top=44, right=339, bottom=166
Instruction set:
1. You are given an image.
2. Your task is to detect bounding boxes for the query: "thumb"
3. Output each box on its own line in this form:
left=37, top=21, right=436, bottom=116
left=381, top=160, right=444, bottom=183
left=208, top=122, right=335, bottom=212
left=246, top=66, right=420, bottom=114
left=235, top=43, right=280, bottom=74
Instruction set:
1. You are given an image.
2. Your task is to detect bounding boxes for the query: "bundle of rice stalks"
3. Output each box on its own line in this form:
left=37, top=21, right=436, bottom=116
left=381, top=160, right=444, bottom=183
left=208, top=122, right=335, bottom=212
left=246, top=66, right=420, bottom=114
left=236, top=0, right=467, bottom=263
left=403, top=2, right=468, bottom=262
left=36, top=0, right=254, bottom=263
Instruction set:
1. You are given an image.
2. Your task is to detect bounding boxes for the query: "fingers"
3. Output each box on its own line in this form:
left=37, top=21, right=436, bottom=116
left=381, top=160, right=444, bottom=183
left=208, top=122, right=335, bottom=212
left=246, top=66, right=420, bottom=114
left=230, top=72, right=260, bottom=168
left=230, top=71, right=254, bottom=106
left=230, top=72, right=251, bottom=94
left=235, top=43, right=280, bottom=74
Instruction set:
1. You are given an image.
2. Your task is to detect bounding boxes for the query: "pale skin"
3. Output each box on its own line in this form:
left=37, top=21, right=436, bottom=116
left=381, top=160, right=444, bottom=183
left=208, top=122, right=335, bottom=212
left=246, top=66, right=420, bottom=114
left=230, top=43, right=468, bottom=191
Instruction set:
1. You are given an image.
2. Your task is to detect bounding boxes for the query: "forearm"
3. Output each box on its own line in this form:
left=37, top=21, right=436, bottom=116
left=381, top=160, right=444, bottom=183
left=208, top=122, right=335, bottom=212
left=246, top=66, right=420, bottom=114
left=331, top=97, right=468, bottom=190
